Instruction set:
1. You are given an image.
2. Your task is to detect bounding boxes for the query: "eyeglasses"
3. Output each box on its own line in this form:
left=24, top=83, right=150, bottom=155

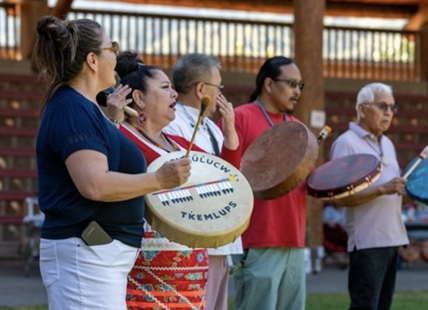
left=273, top=78, right=305, bottom=90
left=98, top=41, right=119, bottom=55
left=203, top=82, right=224, bottom=92
left=367, top=102, right=398, bottom=114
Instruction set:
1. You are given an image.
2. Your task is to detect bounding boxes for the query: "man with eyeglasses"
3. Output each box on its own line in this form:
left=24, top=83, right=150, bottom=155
left=217, top=56, right=307, bottom=310
left=330, top=82, right=408, bottom=310
left=164, top=53, right=243, bottom=310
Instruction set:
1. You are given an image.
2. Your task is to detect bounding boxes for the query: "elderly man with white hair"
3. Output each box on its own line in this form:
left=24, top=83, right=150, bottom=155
left=330, top=82, right=409, bottom=310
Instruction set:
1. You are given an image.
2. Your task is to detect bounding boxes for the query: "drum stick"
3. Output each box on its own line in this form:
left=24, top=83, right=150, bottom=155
left=124, top=106, right=138, bottom=118
left=185, top=96, right=211, bottom=157
left=403, top=145, right=428, bottom=179
left=317, top=125, right=332, bottom=144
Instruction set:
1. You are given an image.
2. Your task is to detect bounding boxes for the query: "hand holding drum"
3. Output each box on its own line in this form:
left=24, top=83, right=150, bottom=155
left=155, top=157, right=192, bottom=189
left=377, top=177, right=406, bottom=196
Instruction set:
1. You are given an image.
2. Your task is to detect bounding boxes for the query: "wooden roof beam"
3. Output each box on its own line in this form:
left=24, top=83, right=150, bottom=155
left=325, top=3, right=417, bottom=19
left=404, top=1, right=428, bottom=30
left=92, top=0, right=417, bottom=19
left=51, top=0, right=74, bottom=19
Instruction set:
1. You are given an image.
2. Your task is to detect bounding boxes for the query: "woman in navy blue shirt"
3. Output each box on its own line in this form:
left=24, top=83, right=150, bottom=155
left=33, top=15, right=191, bottom=309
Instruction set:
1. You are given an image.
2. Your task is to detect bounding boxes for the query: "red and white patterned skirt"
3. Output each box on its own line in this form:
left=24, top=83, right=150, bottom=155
left=126, top=231, right=209, bottom=309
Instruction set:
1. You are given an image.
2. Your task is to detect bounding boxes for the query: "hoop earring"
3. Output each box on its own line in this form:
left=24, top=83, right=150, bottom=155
left=138, top=111, right=147, bottom=126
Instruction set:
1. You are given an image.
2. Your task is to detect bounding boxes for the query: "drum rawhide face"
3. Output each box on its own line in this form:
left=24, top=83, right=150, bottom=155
left=307, top=154, right=381, bottom=200
left=145, top=151, right=254, bottom=248
left=241, top=121, right=319, bottom=200
left=404, top=157, right=428, bottom=204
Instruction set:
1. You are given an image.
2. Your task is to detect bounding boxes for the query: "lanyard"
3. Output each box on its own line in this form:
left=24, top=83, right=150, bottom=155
left=206, top=125, right=220, bottom=156
left=254, top=99, right=287, bottom=127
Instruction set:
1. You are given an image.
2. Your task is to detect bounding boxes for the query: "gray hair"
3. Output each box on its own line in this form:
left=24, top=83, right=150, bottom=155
left=355, top=82, right=393, bottom=120
left=172, top=53, right=221, bottom=94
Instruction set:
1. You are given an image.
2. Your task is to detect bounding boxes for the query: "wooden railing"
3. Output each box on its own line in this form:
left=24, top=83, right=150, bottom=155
left=0, top=2, right=20, bottom=60
left=0, top=3, right=421, bottom=81
left=323, top=27, right=419, bottom=81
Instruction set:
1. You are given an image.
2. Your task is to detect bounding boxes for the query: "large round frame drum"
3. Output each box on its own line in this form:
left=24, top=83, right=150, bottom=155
left=145, top=151, right=254, bottom=248
left=307, top=154, right=382, bottom=200
left=241, top=121, right=319, bottom=200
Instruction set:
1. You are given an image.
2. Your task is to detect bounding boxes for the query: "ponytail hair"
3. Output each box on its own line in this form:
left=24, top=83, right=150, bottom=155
left=32, top=15, right=104, bottom=112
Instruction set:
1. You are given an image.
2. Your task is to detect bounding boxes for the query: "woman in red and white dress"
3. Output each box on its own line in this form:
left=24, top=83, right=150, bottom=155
left=110, top=51, right=239, bottom=310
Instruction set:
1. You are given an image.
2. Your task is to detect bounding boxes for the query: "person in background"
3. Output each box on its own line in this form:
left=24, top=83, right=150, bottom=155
left=330, top=82, right=409, bottom=310
left=218, top=56, right=307, bottom=310
left=33, top=16, right=190, bottom=310
left=322, top=203, right=348, bottom=269
left=323, top=203, right=346, bottom=230
left=113, top=51, right=239, bottom=309
left=164, top=53, right=242, bottom=310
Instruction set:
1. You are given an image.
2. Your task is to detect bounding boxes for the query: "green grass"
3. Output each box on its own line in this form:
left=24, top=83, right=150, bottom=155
left=2, top=291, right=428, bottom=310
left=228, top=290, right=428, bottom=310
left=0, top=307, right=47, bottom=310
left=305, top=290, right=428, bottom=310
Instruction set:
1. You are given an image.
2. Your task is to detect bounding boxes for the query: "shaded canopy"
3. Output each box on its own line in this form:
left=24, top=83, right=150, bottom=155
left=48, top=0, right=428, bottom=30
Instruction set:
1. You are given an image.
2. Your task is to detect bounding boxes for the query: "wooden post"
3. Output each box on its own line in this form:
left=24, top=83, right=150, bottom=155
left=418, top=22, right=428, bottom=83
left=20, top=0, right=49, bottom=59
left=51, top=0, right=74, bottom=19
left=293, top=0, right=326, bottom=273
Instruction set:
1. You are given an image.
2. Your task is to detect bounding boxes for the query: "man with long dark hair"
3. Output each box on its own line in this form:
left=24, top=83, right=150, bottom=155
left=221, top=56, right=307, bottom=310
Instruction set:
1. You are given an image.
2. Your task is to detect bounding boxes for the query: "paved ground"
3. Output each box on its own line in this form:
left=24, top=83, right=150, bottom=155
left=0, top=260, right=47, bottom=307
left=1, top=259, right=428, bottom=307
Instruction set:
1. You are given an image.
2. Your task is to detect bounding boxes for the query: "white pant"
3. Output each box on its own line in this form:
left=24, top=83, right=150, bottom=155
left=40, top=237, right=138, bottom=310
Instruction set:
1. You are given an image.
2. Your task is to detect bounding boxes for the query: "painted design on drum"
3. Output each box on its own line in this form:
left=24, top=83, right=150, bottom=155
left=180, top=201, right=237, bottom=221
left=146, top=151, right=251, bottom=224
left=153, top=175, right=237, bottom=206
left=145, top=150, right=254, bottom=248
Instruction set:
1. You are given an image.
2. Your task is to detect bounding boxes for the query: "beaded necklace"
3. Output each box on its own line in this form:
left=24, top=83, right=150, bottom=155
left=126, top=120, right=180, bottom=153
